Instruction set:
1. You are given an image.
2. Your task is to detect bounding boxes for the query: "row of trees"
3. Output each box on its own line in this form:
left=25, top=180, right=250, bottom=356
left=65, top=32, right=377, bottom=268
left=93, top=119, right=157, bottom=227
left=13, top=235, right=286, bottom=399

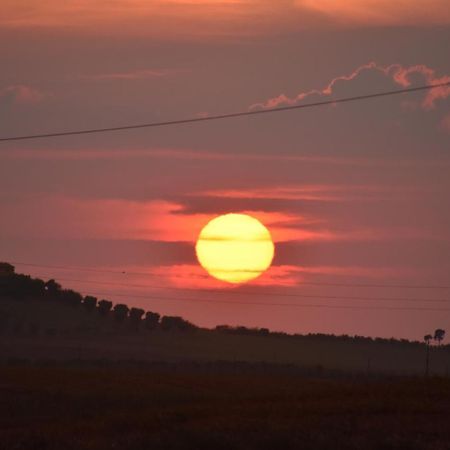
left=215, top=325, right=449, bottom=348
left=83, top=296, right=196, bottom=331
left=0, top=263, right=197, bottom=333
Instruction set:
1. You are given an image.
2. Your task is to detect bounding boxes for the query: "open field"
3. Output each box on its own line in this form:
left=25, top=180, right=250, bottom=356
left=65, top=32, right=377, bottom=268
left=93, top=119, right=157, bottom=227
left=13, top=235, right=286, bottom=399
left=2, top=329, right=449, bottom=376
left=2, top=272, right=449, bottom=376
left=1, top=364, right=450, bottom=450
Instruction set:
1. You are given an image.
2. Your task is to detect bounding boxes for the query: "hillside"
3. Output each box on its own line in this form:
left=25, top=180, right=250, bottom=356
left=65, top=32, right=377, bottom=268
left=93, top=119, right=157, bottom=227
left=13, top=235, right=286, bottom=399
left=1, top=262, right=449, bottom=375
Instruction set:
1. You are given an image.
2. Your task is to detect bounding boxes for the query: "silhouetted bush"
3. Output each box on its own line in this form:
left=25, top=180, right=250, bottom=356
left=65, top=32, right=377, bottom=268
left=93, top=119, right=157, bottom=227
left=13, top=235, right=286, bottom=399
left=0, top=262, right=15, bottom=275
left=161, top=316, right=196, bottom=332
left=215, top=325, right=271, bottom=337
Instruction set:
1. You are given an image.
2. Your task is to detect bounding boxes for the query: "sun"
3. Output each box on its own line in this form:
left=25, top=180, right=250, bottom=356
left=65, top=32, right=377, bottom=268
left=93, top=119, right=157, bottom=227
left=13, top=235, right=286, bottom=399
left=195, top=213, right=275, bottom=284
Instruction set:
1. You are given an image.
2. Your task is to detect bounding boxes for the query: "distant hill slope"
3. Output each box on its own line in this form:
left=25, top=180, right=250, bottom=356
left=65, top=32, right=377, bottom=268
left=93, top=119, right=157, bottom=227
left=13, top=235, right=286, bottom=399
left=1, top=262, right=449, bottom=375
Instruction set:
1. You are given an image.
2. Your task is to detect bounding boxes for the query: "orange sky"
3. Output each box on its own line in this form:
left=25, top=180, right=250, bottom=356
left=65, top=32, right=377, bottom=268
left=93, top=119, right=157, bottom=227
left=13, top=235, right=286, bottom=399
left=1, top=0, right=450, bottom=339
left=2, top=0, right=450, bottom=37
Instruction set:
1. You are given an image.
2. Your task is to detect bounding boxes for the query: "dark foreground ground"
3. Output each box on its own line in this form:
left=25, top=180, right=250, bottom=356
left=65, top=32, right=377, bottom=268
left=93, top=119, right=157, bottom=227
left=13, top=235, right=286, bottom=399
left=1, top=363, right=450, bottom=450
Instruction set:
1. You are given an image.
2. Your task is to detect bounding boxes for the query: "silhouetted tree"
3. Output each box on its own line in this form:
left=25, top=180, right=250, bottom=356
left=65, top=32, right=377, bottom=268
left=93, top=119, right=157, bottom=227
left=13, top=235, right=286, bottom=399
left=424, top=334, right=433, bottom=376
left=45, top=279, right=61, bottom=298
left=144, top=311, right=160, bottom=330
left=434, top=329, right=446, bottom=346
left=113, top=304, right=129, bottom=322
left=83, top=295, right=97, bottom=312
left=129, top=307, right=145, bottom=330
left=98, top=299, right=113, bottom=316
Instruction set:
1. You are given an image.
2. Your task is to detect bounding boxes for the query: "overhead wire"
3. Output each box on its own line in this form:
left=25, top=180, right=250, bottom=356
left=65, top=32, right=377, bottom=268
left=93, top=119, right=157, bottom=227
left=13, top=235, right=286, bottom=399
left=82, top=290, right=450, bottom=312
left=46, top=277, right=450, bottom=304
left=9, top=260, right=450, bottom=290
left=0, top=82, right=449, bottom=143
left=7, top=261, right=450, bottom=308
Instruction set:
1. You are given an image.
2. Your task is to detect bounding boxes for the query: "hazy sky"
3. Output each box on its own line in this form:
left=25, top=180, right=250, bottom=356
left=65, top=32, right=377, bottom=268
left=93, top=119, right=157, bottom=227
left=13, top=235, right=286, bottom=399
left=1, top=1, right=450, bottom=339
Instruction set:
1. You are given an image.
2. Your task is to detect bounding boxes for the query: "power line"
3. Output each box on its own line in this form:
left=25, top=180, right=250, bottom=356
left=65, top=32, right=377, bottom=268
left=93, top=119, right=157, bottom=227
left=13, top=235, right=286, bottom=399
left=84, top=290, right=450, bottom=312
left=52, top=277, right=450, bottom=304
left=0, top=82, right=449, bottom=143
left=10, top=260, right=450, bottom=290
left=6, top=260, right=450, bottom=311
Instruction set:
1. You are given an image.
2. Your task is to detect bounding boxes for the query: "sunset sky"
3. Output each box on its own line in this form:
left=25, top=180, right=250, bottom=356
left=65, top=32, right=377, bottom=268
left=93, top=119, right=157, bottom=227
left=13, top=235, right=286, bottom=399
left=1, top=1, right=450, bottom=339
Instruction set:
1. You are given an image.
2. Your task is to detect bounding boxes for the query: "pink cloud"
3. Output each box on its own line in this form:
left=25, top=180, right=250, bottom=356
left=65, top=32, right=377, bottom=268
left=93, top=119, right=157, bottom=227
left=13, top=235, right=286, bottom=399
left=146, top=263, right=416, bottom=289
left=2, top=191, right=441, bottom=247
left=151, top=264, right=303, bottom=289
left=0, top=84, right=44, bottom=105
left=0, top=195, right=304, bottom=243
left=196, top=184, right=419, bottom=202
left=388, top=64, right=450, bottom=109
left=250, top=62, right=450, bottom=111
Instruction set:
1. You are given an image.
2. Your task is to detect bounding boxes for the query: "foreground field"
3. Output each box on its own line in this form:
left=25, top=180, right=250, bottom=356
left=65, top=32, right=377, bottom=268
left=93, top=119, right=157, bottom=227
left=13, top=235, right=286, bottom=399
left=1, top=365, right=450, bottom=450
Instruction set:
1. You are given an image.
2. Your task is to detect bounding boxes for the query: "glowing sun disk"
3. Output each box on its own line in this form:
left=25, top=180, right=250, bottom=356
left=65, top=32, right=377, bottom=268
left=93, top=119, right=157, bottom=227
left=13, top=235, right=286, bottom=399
left=195, top=213, right=275, bottom=284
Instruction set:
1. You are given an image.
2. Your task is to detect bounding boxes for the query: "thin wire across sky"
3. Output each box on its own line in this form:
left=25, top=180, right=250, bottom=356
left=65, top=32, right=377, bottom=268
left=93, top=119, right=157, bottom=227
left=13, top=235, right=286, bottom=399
left=0, top=82, right=449, bottom=143
left=9, top=260, right=450, bottom=290
left=7, top=260, right=450, bottom=312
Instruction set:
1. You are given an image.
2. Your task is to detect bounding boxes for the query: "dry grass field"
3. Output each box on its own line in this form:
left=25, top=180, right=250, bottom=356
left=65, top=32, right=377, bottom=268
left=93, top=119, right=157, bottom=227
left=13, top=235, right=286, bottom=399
left=1, top=364, right=450, bottom=450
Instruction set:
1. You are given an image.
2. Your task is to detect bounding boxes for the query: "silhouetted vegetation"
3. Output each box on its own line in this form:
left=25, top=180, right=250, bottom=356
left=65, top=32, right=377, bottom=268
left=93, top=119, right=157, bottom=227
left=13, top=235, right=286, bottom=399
left=435, top=328, right=446, bottom=346
left=98, top=299, right=113, bottom=316
left=145, top=311, right=160, bottom=330
left=0, top=262, right=15, bottom=275
left=0, top=263, right=167, bottom=337
left=113, top=303, right=129, bottom=322
left=129, top=307, right=145, bottom=331
left=161, top=315, right=197, bottom=332
left=83, top=295, right=97, bottom=312
left=1, top=262, right=449, bottom=375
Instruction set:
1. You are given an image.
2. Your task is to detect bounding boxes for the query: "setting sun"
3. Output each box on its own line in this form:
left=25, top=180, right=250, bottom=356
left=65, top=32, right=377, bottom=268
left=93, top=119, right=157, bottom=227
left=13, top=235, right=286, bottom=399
left=195, top=213, right=275, bottom=284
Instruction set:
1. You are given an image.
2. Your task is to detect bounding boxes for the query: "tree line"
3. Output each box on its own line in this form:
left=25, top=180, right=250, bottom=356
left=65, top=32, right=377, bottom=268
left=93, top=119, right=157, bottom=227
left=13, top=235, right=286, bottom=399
left=0, top=262, right=196, bottom=334
left=1, top=262, right=447, bottom=348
